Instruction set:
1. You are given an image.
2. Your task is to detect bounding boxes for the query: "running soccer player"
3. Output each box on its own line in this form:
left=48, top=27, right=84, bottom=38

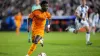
left=14, top=12, right=23, bottom=35
left=68, top=0, right=92, bottom=45
left=26, top=1, right=51, bottom=56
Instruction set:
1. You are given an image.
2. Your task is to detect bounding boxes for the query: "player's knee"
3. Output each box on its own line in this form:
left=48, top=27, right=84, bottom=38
left=32, top=35, right=42, bottom=44
left=85, top=26, right=90, bottom=32
left=86, top=32, right=90, bottom=34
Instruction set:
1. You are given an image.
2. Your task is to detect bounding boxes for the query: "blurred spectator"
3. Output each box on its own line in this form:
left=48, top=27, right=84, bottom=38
left=0, top=13, right=3, bottom=29
left=56, top=7, right=64, bottom=16
left=51, top=20, right=60, bottom=31
left=0, top=0, right=100, bottom=32
left=0, top=0, right=100, bottom=16
left=60, top=20, right=68, bottom=31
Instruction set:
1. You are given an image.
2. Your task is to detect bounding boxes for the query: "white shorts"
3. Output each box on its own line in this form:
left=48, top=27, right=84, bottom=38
left=75, top=19, right=89, bottom=30
left=89, top=19, right=96, bottom=27
left=92, top=21, right=95, bottom=27
left=91, top=18, right=99, bottom=27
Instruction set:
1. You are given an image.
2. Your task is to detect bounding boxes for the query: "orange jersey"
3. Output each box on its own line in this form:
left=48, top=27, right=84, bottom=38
left=15, top=14, right=22, bottom=22
left=14, top=12, right=22, bottom=28
left=29, top=9, right=51, bottom=37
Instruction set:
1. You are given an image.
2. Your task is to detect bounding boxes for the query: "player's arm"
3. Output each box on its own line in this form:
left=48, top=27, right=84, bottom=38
left=74, top=8, right=84, bottom=19
left=75, top=12, right=82, bottom=19
left=75, top=11, right=86, bottom=21
left=46, top=13, right=51, bottom=33
left=27, top=13, right=33, bottom=32
left=27, top=18, right=31, bottom=32
left=74, top=7, right=85, bottom=20
left=46, top=19, right=51, bottom=33
left=47, top=19, right=51, bottom=28
left=86, top=6, right=89, bottom=20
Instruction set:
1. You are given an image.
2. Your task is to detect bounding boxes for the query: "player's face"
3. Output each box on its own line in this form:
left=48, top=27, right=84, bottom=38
left=18, top=12, right=21, bottom=15
left=81, top=0, right=86, bottom=5
left=36, top=0, right=40, bottom=5
left=41, top=4, right=48, bottom=12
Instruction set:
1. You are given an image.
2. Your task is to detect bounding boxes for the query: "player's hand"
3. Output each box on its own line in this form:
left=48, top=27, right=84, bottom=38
left=46, top=25, right=50, bottom=33
left=46, top=28, right=50, bottom=33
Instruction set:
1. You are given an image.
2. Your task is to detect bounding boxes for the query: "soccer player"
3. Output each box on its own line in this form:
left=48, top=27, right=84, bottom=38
left=28, top=0, right=41, bottom=43
left=89, top=9, right=99, bottom=35
left=32, top=0, right=41, bottom=11
left=68, top=0, right=92, bottom=45
left=26, top=1, right=51, bottom=56
left=14, top=12, right=23, bottom=35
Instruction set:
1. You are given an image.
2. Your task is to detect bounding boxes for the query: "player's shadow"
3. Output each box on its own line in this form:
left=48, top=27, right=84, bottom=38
left=91, top=46, right=100, bottom=48
left=0, top=52, right=11, bottom=55
left=48, top=43, right=70, bottom=46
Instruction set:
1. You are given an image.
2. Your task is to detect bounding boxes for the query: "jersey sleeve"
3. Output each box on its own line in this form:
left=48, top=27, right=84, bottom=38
left=75, top=6, right=81, bottom=15
left=76, top=6, right=80, bottom=13
left=29, top=12, right=34, bottom=19
left=46, top=12, right=51, bottom=20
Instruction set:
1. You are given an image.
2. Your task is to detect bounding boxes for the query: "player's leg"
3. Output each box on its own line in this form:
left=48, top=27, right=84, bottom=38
left=83, top=21, right=92, bottom=45
left=26, top=35, right=43, bottom=56
left=67, top=27, right=78, bottom=34
left=17, top=27, right=20, bottom=34
left=26, top=43, right=37, bottom=56
left=85, top=26, right=92, bottom=45
left=28, top=31, right=31, bottom=43
left=66, top=19, right=80, bottom=34
left=92, top=21, right=96, bottom=35
left=92, top=26, right=96, bottom=35
left=16, top=23, right=21, bottom=35
left=15, top=23, right=18, bottom=35
left=16, top=27, right=20, bottom=35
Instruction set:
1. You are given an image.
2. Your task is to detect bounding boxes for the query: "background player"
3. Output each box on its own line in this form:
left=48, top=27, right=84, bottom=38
left=68, top=0, right=92, bottom=45
left=28, top=0, right=41, bottom=43
left=14, top=11, right=23, bottom=35
left=89, top=9, right=99, bottom=35
left=26, top=1, right=51, bottom=56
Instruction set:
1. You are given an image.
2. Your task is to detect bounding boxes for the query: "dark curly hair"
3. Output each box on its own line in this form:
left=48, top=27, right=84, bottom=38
left=40, top=1, right=48, bottom=6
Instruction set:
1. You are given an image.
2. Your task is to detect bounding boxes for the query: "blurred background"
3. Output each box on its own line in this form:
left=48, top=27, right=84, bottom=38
left=0, top=1, right=100, bottom=56
left=0, top=0, right=100, bottom=32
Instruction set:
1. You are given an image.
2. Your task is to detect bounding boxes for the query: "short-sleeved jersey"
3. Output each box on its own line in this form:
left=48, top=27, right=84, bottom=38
left=14, top=12, right=22, bottom=27
left=29, top=9, right=51, bottom=31
left=93, top=13, right=99, bottom=23
left=89, top=13, right=99, bottom=22
left=14, top=13, right=22, bottom=22
left=76, top=5, right=89, bottom=20
left=32, top=4, right=41, bottom=12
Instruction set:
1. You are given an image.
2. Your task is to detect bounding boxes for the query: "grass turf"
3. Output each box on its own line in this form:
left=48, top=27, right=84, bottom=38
left=0, top=31, right=100, bottom=56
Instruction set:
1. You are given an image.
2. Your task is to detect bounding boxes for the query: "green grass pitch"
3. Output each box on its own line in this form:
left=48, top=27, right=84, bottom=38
left=0, top=31, right=100, bottom=56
